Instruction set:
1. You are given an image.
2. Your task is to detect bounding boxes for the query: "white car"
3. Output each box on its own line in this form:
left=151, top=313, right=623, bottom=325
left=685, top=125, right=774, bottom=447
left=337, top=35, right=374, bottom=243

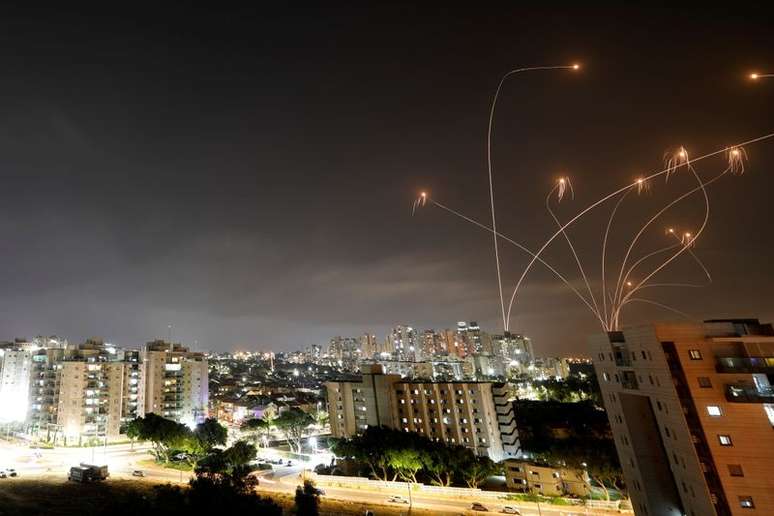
left=387, top=495, right=409, bottom=504
left=502, top=506, right=521, bottom=515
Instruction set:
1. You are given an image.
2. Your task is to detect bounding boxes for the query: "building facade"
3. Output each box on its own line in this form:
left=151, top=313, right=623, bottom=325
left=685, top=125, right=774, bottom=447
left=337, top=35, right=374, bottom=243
left=590, top=319, right=774, bottom=516
left=504, top=459, right=591, bottom=497
left=143, top=340, right=208, bottom=427
left=326, top=365, right=513, bottom=461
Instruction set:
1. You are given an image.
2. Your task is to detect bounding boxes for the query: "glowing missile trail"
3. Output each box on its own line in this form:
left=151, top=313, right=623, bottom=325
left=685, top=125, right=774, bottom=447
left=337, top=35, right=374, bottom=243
left=419, top=195, right=608, bottom=327
left=486, top=64, right=581, bottom=331
left=504, top=132, right=774, bottom=332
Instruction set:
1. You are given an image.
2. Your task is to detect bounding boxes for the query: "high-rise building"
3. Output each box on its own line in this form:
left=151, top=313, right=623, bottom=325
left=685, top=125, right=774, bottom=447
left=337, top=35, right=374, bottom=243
left=389, top=325, right=418, bottom=361
left=25, top=341, right=146, bottom=444
left=0, top=343, right=35, bottom=423
left=359, top=334, right=378, bottom=359
left=590, top=319, right=774, bottom=516
left=326, top=364, right=514, bottom=461
left=456, top=321, right=483, bottom=357
left=143, top=340, right=208, bottom=427
left=491, top=332, right=534, bottom=364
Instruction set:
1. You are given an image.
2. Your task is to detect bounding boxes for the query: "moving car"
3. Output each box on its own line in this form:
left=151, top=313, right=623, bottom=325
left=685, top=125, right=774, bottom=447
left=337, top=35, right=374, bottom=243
left=502, top=506, right=521, bottom=515
left=387, top=495, right=409, bottom=504
left=132, top=470, right=145, bottom=477
left=471, top=502, right=489, bottom=512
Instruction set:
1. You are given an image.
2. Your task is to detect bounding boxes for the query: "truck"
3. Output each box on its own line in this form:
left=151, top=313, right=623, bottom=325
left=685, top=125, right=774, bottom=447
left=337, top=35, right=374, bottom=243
left=68, top=463, right=109, bottom=482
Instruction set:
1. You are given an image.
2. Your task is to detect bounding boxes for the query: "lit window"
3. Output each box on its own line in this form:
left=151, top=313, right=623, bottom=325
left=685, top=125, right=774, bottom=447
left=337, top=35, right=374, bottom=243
left=739, top=496, right=754, bottom=509
left=706, top=405, right=722, bottom=417
left=689, top=350, right=702, bottom=360
left=718, top=434, right=733, bottom=446
left=603, top=372, right=610, bottom=382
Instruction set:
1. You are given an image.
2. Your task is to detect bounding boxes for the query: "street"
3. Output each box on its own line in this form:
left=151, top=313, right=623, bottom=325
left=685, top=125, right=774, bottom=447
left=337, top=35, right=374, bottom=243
left=0, top=441, right=603, bottom=515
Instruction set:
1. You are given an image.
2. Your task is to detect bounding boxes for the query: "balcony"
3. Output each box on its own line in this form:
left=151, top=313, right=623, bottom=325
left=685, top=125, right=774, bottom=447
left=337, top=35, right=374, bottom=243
left=716, top=356, right=774, bottom=374
left=725, top=384, right=774, bottom=403
left=621, top=371, right=639, bottom=390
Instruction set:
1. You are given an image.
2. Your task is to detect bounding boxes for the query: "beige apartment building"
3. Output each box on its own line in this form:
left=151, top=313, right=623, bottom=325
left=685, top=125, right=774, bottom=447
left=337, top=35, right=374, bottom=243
left=26, top=345, right=145, bottom=444
left=590, top=319, right=774, bottom=516
left=504, top=459, right=591, bottom=497
left=143, top=340, right=208, bottom=426
left=326, top=364, right=516, bottom=461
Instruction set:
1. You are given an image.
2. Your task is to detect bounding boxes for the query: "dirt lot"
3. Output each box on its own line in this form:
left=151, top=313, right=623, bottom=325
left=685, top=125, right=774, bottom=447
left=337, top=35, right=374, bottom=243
left=0, top=478, right=443, bottom=516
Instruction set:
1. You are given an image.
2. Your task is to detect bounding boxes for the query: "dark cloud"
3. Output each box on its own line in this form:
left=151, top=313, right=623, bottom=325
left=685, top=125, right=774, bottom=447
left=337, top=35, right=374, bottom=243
left=0, top=6, right=772, bottom=354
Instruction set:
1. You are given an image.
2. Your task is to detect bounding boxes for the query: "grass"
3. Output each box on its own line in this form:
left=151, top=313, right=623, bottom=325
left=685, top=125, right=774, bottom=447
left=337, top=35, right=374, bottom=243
left=137, top=458, right=193, bottom=472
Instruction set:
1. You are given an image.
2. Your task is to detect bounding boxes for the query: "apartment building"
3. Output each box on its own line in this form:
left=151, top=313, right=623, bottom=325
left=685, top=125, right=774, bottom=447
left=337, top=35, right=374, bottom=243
left=504, top=459, right=591, bottom=497
left=326, top=364, right=514, bottom=461
left=143, top=340, right=208, bottom=426
left=590, top=319, right=774, bottom=516
left=0, top=345, right=35, bottom=422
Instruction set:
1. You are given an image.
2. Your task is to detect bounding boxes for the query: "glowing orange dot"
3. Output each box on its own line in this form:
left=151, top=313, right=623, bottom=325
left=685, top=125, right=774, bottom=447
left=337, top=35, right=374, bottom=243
left=751, top=73, right=759, bottom=80
left=421, top=192, right=426, bottom=197
left=626, top=281, right=632, bottom=287
left=731, top=149, right=740, bottom=156
left=572, top=64, right=580, bottom=70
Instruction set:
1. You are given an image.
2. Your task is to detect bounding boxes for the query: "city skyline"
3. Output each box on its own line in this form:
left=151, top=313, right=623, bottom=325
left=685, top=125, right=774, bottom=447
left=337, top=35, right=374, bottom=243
left=0, top=6, right=773, bottom=355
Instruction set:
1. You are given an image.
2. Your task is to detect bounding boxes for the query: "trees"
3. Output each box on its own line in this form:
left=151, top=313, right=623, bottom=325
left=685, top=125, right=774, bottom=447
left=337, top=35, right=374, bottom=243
left=459, top=453, right=498, bottom=489
left=195, top=417, right=228, bottom=450
left=275, top=408, right=314, bottom=453
left=126, top=414, right=229, bottom=467
left=241, top=417, right=272, bottom=447
left=122, top=418, right=142, bottom=450
left=294, top=480, right=320, bottom=516
left=386, top=447, right=423, bottom=483
left=128, top=413, right=193, bottom=464
left=332, top=426, right=498, bottom=488
left=423, top=444, right=464, bottom=486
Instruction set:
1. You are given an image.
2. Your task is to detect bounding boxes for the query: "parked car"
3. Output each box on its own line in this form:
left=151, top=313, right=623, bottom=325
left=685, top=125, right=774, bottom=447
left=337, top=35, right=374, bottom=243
left=471, top=502, right=489, bottom=512
left=132, top=470, right=145, bottom=477
left=0, top=471, right=7, bottom=479
left=286, top=460, right=293, bottom=467
left=387, top=495, right=409, bottom=504
left=6, top=469, right=17, bottom=477
left=502, top=506, right=521, bottom=515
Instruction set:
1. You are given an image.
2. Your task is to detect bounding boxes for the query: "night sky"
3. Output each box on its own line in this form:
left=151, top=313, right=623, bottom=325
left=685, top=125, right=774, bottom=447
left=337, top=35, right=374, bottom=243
left=1, top=6, right=773, bottom=355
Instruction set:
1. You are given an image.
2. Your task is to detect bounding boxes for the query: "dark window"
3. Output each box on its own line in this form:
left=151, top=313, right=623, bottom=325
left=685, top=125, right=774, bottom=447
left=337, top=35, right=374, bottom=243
left=728, top=465, right=744, bottom=477
left=698, top=377, right=712, bottom=388
left=689, top=349, right=702, bottom=360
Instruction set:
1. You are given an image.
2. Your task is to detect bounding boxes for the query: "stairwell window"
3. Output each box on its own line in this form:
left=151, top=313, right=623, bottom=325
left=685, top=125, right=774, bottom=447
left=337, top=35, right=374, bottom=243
left=689, top=349, right=703, bottom=360
left=706, top=405, right=722, bottom=417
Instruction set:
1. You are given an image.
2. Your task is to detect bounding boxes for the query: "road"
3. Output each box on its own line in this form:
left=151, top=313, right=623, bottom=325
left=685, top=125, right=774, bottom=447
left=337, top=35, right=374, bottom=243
left=257, top=464, right=598, bottom=516
left=0, top=441, right=606, bottom=515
